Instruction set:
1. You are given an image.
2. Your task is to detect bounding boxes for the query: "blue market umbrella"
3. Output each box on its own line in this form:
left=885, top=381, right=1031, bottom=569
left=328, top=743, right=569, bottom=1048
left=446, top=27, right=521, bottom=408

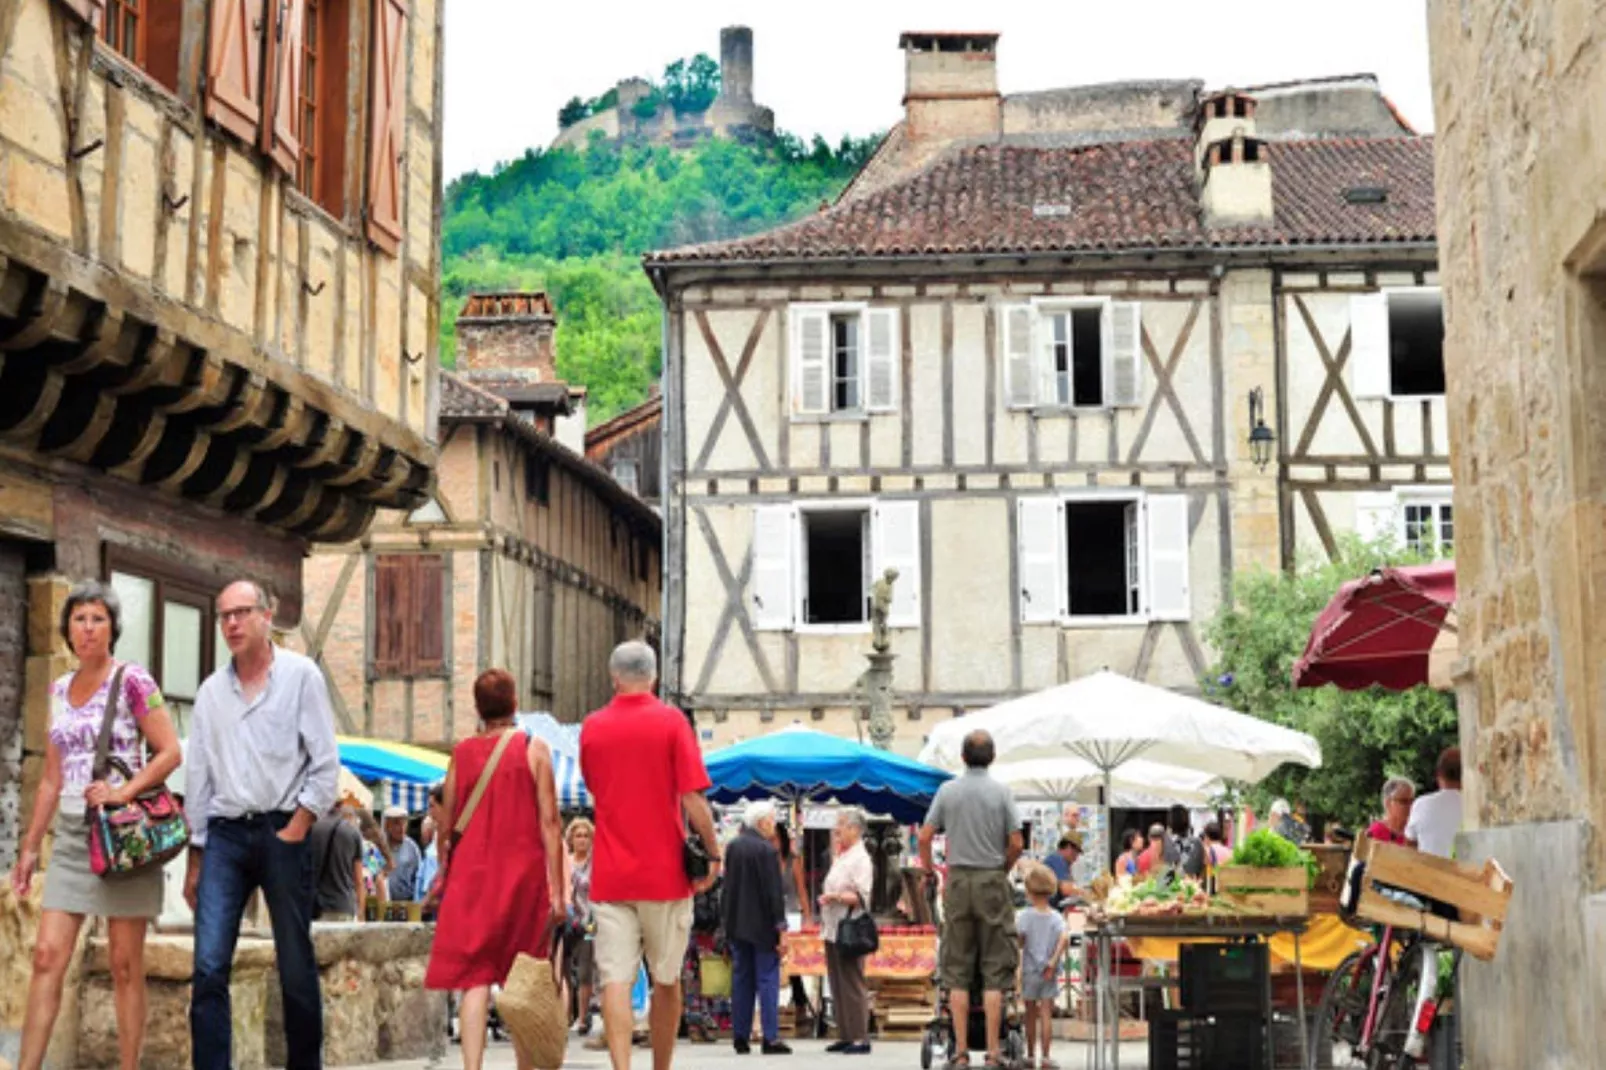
left=704, top=726, right=952, bottom=824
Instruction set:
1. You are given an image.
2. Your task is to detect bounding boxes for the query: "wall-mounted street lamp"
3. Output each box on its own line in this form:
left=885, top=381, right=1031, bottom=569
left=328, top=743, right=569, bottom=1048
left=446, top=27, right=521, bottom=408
left=1248, top=387, right=1275, bottom=471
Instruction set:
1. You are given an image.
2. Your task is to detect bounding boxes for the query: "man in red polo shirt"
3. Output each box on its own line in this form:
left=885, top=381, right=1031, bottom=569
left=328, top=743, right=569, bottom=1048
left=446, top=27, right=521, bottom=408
left=580, top=640, right=720, bottom=1070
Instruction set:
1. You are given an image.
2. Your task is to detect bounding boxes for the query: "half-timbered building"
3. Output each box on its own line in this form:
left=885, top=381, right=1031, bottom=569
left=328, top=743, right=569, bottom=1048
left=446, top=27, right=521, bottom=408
left=645, top=32, right=1441, bottom=753
left=0, top=0, right=443, bottom=862
left=586, top=390, right=663, bottom=509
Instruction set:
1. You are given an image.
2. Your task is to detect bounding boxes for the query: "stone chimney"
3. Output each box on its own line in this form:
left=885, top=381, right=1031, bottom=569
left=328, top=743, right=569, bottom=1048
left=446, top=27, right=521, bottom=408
left=719, top=26, right=754, bottom=105
left=454, top=292, right=557, bottom=380
left=1196, top=90, right=1274, bottom=226
left=899, top=31, right=1002, bottom=146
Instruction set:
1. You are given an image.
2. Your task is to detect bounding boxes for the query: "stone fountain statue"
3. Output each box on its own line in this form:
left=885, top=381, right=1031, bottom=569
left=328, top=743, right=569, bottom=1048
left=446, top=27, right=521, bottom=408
left=862, top=568, right=899, bottom=750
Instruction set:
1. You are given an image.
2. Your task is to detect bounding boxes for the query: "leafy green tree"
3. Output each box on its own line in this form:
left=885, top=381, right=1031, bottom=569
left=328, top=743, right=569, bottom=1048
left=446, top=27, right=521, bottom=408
left=557, top=97, right=589, bottom=128
left=1201, top=536, right=1458, bottom=831
left=631, top=88, right=664, bottom=120
left=663, top=53, right=720, bottom=115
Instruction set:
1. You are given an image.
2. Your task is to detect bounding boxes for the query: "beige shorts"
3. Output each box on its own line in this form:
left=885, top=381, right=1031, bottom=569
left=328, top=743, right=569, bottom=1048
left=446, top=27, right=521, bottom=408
left=594, top=899, right=693, bottom=988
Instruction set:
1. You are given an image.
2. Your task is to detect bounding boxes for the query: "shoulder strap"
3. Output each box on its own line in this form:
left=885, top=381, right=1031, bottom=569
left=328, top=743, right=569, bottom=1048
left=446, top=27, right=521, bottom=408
left=454, top=729, right=517, bottom=836
left=92, top=665, right=129, bottom=783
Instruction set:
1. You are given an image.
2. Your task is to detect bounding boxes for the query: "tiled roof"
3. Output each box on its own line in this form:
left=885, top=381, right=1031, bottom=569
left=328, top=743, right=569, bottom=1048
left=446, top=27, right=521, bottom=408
left=646, top=136, right=1434, bottom=265
left=438, top=372, right=508, bottom=418
left=585, top=393, right=663, bottom=456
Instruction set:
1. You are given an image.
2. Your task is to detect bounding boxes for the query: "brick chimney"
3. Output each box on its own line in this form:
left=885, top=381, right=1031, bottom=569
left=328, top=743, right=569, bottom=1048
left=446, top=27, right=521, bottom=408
left=899, top=32, right=1002, bottom=146
left=454, top=292, right=557, bottom=379
left=1196, top=90, right=1274, bottom=226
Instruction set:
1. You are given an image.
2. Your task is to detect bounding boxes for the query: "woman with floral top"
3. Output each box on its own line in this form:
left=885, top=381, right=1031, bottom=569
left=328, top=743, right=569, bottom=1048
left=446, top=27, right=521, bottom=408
left=9, top=580, right=182, bottom=1070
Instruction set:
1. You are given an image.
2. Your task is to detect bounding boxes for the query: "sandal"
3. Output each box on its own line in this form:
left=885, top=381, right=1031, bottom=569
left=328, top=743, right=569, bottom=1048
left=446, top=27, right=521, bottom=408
left=945, top=1057, right=971, bottom=1069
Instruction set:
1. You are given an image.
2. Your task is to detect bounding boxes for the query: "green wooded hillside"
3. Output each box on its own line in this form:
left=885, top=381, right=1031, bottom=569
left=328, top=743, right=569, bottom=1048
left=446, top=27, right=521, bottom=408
left=441, top=133, right=878, bottom=424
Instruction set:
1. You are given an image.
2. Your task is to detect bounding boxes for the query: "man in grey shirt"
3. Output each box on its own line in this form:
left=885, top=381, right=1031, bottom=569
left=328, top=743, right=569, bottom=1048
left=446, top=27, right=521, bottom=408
left=184, top=579, right=339, bottom=1070
left=919, top=730, right=1023, bottom=1068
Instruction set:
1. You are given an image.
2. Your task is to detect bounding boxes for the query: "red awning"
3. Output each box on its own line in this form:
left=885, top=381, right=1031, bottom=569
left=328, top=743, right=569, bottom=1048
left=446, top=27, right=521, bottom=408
left=1292, top=562, right=1456, bottom=691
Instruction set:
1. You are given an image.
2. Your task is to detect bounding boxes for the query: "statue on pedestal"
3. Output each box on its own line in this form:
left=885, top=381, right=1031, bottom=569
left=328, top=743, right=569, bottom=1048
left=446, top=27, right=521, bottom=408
left=862, top=569, right=899, bottom=749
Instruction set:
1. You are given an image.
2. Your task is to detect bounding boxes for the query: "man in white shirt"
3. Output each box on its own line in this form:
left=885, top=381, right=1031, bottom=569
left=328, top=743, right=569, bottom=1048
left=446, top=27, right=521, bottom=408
left=1406, top=746, right=1462, bottom=858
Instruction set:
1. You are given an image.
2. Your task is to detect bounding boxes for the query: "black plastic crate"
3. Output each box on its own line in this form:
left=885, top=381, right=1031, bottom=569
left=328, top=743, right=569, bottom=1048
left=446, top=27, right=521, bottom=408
left=1148, top=1010, right=1206, bottom=1070
left=1180, top=942, right=1270, bottom=1015
left=1149, top=1010, right=1265, bottom=1070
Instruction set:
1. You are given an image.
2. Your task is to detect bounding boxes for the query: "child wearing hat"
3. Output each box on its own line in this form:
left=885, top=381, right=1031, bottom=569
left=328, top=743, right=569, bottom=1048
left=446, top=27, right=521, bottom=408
left=1018, top=863, right=1069, bottom=1069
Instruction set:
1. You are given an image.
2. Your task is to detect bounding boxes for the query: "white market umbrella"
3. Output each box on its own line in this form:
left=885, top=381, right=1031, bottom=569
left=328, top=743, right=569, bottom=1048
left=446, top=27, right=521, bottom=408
left=990, top=756, right=1227, bottom=807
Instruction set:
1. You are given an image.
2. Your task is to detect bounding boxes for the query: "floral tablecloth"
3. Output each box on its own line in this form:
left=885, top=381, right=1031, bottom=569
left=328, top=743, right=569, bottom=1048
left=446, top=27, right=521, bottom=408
left=781, top=929, right=938, bottom=980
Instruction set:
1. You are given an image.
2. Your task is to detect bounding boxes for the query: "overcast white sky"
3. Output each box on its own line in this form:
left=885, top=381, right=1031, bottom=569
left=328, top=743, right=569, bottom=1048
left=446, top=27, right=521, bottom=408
left=443, top=0, right=1433, bottom=180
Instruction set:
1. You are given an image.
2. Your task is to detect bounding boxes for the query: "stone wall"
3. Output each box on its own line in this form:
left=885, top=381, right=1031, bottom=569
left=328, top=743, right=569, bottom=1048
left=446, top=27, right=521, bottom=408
left=1426, top=1, right=1606, bottom=1065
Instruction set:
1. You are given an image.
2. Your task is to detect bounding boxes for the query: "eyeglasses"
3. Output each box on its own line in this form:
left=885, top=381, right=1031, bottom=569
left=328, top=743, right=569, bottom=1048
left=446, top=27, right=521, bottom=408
left=218, top=605, right=263, bottom=624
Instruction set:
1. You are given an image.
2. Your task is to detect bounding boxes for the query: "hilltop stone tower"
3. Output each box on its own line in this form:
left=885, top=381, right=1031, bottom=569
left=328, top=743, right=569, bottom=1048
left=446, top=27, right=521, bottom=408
left=720, top=26, right=754, bottom=105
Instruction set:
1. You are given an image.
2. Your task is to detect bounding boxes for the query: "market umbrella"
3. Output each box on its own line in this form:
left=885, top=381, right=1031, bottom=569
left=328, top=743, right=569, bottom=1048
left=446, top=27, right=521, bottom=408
left=704, top=725, right=952, bottom=825
left=336, top=736, right=449, bottom=784
left=1292, top=562, right=1457, bottom=691
left=990, top=756, right=1226, bottom=806
left=517, top=711, right=590, bottom=811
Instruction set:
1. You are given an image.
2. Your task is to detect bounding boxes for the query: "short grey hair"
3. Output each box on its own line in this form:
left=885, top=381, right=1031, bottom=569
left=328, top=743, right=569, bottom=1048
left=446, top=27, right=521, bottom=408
left=60, top=580, right=123, bottom=651
left=1381, top=777, right=1415, bottom=811
left=218, top=578, right=273, bottom=613
left=608, top=640, right=657, bottom=683
left=1269, top=798, right=1291, bottom=818
left=743, top=800, right=777, bottom=829
left=836, top=807, right=867, bottom=834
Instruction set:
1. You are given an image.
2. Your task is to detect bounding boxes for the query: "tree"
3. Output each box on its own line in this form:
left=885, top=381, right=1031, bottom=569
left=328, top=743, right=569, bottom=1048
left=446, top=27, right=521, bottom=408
left=663, top=53, right=720, bottom=115
left=1202, top=536, right=1458, bottom=832
left=557, top=97, right=588, bottom=129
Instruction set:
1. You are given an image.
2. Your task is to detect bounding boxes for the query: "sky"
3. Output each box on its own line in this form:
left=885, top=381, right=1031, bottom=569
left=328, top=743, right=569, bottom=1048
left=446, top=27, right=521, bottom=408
left=442, top=0, right=1434, bottom=181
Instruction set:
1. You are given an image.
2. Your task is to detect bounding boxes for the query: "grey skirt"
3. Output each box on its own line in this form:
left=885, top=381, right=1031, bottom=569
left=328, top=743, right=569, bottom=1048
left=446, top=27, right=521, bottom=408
left=40, top=810, right=164, bottom=918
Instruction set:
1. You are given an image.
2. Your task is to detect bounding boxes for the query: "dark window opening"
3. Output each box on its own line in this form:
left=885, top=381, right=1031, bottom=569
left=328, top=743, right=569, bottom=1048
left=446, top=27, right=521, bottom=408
left=1388, top=291, right=1446, bottom=395
left=297, top=0, right=348, bottom=216
left=830, top=313, right=860, bottom=411
left=526, top=456, right=550, bottom=504
left=1071, top=307, right=1104, bottom=406
left=636, top=538, right=651, bottom=582
left=803, top=509, right=867, bottom=625
left=1242, top=140, right=1262, bottom=163
left=1066, top=501, right=1136, bottom=617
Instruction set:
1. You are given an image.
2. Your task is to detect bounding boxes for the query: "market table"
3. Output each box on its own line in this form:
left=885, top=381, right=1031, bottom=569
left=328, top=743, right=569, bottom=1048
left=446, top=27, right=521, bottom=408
left=1088, top=915, right=1310, bottom=1070
left=780, top=928, right=938, bottom=980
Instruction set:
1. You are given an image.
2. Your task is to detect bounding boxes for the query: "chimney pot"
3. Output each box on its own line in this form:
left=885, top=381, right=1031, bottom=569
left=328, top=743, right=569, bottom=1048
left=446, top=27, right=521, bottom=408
left=899, top=31, right=1002, bottom=147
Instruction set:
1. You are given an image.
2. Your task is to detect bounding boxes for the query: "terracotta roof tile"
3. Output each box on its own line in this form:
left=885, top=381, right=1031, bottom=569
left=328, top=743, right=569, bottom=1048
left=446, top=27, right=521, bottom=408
left=438, top=373, right=508, bottom=418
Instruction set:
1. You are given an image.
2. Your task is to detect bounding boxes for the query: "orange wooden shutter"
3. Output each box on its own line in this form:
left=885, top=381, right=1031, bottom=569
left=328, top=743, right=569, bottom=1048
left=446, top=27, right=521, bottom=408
left=364, top=0, right=406, bottom=254
left=263, top=0, right=307, bottom=175
left=55, top=0, right=104, bottom=27
left=205, top=0, right=266, bottom=144
left=372, top=554, right=407, bottom=675
left=414, top=554, right=445, bottom=673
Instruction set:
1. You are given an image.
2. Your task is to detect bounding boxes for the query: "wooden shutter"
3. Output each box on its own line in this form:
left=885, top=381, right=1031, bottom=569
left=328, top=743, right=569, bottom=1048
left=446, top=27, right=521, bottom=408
left=1002, top=304, right=1035, bottom=408
left=865, top=308, right=899, bottom=412
left=1349, top=292, right=1391, bottom=398
left=372, top=554, right=406, bottom=674
left=1038, top=310, right=1061, bottom=407
left=1018, top=496, right=1065, bottom=623
left=1354, top=490, right=1399, bottom=546
left=263, top=0, right=307, bottom=175
left=365, top=0, right=407, bottom=254
left=792, top=307, right=828, bottom=416
left=872, top=500, right=921, bottom=628
left=205, top=0, right=266, bottom=145
left=1107, top=301, right=1143, bottom=407
left=749, top=504, right=796, bottom=631
left=1145, top=494, right=1191, bottom=621
left=55, top=0, right=104, bottom=27
left=413, top=554, right=445, bottom=673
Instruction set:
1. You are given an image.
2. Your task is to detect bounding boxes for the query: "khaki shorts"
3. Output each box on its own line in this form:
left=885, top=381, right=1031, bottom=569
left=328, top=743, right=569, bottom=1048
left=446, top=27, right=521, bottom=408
left=594, top=899, right=693, bottom=988
left=940, top=868, right=1018, bottom=992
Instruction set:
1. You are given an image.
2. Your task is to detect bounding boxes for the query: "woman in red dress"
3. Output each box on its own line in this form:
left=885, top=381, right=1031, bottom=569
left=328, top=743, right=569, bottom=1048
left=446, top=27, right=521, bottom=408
left=426, top=669, right=565, bottom=1070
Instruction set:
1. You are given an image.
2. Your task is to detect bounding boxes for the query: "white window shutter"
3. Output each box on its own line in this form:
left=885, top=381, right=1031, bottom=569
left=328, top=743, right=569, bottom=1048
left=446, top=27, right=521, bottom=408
left=1003, top=304, right=1036, bottom=408
left=1038, top=311, right=1061, bottom=406
left=1108, top=301, right=1143, bottom=407
left=865, top=308, right=899, bottom=412
left=872, top=500, right=921, bottom=628
left=1145, top=494, right=1191, bottom=621
left=793, top=308, right=829, bottom=415
left=750, top=505, right=797, bottom=630
left=1354, top=491, right=1399, bottom=546
left=1349, top=293, right=1391, bottom=398
left=1018, top=497, right=1065, bottom=623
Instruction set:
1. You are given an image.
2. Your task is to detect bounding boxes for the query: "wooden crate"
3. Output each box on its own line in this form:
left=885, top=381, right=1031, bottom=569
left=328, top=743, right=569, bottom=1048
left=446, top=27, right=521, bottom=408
left=1350, top=836, right=1513, bottom=962
left=1307, top=844, right=1351, bottom=915
left=1214, top=865, right=1310, bottom=917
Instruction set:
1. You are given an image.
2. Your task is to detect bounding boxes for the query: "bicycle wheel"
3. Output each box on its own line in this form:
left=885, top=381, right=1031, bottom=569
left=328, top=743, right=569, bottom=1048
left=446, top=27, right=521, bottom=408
left=1369, top=941, right=1432, bottom=1070
left=1310, top=949, right=1374, bottom=1068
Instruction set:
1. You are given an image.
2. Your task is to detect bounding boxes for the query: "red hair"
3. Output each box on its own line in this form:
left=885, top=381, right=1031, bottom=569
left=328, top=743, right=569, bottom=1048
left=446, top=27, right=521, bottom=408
left=473, top=668, right=517, bottom=720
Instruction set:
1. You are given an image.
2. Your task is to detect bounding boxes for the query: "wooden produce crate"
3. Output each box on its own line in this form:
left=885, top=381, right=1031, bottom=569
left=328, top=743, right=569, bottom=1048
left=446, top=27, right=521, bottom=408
left=1307, top=844, right=1352, bottom=915
left=1350, top=836, right=1513, bottom=962
left=1214, top=865, right=1310, bottom=917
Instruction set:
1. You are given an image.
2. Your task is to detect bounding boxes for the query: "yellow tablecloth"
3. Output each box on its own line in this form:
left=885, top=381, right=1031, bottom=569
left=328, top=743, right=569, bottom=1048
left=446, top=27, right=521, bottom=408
left=781, top=931, right=938, bottom=980
left=1122, top=915, right=1371, bottom=972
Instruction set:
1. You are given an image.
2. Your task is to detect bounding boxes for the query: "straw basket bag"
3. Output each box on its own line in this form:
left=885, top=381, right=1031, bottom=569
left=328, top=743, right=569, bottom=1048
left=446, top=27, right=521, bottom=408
left=496, top=927, right=567, bottom=1069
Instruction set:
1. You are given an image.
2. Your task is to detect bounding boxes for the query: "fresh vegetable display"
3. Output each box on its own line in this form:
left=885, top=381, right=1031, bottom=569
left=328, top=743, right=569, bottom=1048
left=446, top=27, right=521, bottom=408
left=1227, top=829, right=1321, bottom=890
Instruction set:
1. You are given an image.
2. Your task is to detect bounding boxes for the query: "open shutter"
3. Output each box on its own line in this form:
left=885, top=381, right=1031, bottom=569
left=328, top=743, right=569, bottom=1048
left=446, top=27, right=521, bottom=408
left=1107, top=301, right=1143, bottom=407
left=792, top=307, right=828, bottom=416
left=1349, top=292, right=1391, bottom=398
left=1038, top=311, right=1062, bottom=407
left=263, top=0, right=307, bottom=175
left=413, top=554, right=445, bottom=673
left=750, top=505, right=796, bottom=631
left=205, top=0, right=266, bottom=145
left=1354, top=490, right=1399, bottom=545
left=1003, top=304, right=1036, bottom=408
left=865, top=308, right=899, bottom=412
left=1018, top=496, right=1065, bottom=624
left=365, top=0, right=407, bottom=254
left=1145, top=494, right=1191, bottom=621
left=372, top=555, right=406, bottom=674
left=55, top=0, right=104, bottom=26
left=872, top=500, right=921, bottom=628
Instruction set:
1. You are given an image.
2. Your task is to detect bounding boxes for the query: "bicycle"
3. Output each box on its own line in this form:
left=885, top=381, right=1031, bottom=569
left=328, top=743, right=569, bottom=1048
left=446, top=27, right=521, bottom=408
left=1309, top=919, right=1460, bottom=1069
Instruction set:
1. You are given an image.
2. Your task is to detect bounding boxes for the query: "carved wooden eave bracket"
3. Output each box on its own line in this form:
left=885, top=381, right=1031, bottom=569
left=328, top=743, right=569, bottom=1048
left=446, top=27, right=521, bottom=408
left=0, top=232, right=437, bottom=544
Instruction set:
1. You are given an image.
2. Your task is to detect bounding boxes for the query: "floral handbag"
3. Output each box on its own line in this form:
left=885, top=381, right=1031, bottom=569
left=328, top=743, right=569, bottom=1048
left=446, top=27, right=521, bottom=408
left=86, top=667, right=190, bottom=878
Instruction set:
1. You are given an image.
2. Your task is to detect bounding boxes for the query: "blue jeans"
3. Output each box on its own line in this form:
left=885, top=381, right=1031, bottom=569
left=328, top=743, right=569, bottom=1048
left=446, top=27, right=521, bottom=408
left=191, top=813, right=321, bottom=1070
left=730, top=938, right=780, bottom=1044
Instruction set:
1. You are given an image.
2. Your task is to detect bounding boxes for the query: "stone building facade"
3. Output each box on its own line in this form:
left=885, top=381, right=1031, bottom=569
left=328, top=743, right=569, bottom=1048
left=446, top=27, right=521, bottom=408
left=646, top=31, right=1442, bottom=754
left=1427, top=3, right=1606, bottom=1064
left=586, top=391, right=663, bottom=510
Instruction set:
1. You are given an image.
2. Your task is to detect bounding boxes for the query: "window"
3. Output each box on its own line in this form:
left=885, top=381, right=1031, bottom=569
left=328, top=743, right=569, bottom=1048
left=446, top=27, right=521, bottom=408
left=526, top=456, right=550, bottom=504
left=102, top=547, right=226, bottom=737
left=749, top=500, right=921, bottom=632
left=1402, top=499, right=1453, bottom=556
left=1356, top=490, right=1453, bottom=556
left=790, top=305, right=898, bottom=417
left=295, top=0, right=349, bottom=216
left=1350, top=287, right=1445, bottom=398
left=95, top=0, right=182, bottom=92
left=372, top=554, right=447, bottom=677
left=611, top=458, right=639, bottom=495
left=1003, top=299, right=1144, bottom=410
left=1017, top=493, right=1191, bottom=624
